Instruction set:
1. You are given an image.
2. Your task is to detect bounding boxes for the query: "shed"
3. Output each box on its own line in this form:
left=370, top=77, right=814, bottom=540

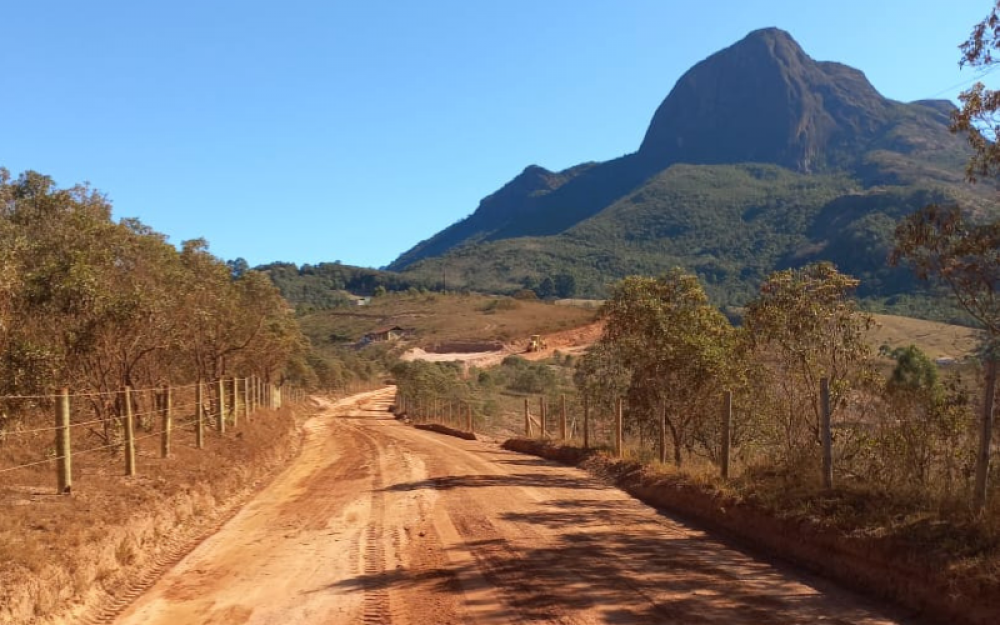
left=365, top=326, right=405, bottom=343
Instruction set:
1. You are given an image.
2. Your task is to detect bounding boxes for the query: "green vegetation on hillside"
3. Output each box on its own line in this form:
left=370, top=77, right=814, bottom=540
left=397, top=163, right=992, bottom=320
left=369, top=28, right=999, bottom=324
left=257, top=261, right=436, bottom=312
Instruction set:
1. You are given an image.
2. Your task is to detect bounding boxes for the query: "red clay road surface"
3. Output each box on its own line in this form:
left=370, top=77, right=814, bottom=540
left=114, top=388, right=914, bottom=625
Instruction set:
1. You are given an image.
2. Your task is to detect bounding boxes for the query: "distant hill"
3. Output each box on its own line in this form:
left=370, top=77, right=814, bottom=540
left=386, top=28, right=995, bottom=314
left=256, top=261, right=436, bottom=312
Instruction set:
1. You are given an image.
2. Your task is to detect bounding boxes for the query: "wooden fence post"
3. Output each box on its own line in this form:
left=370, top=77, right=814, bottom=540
left=244, top=377, right=251, bottom=421
left=560, top=394, right=567, bottom=441
left=524, top=397, right=531, bottom=437
left=615, top=397, right=624, bottom=459
left=160, top=385, right=172, bottom=458
left=196, top=380, right=205, bottom=449
left=539, top=396, right=546, bottom=439
left=466, top=403, right=473, bottom=433
left=721, top=390, right=732, bottom=479
left=124, top=386, right=136, bottom=477
left=231, top=377, right=240, bottom=428
left=218, top=379, right=226, bottom=434
left=583, top=396, right=590, bottom=449
left=658, top=406, right=667, bottom=464
left=250, top=375, right=257, bottom=414
left=974, top=358, right=997, bottom=513
left=55, top=387, right=71, bottom=494
left=820, top=378, right=833, bottom=489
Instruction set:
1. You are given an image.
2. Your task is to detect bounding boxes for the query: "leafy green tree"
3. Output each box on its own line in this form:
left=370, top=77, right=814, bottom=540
left=227, top=257, right=250, bottom=278
left=597, top=270, right=735, bottom=466
left=537, top=276, right=555, bottom=299
left=744, top=262, right=875, bottom=466
left=872, top=345, right=970, bottom=496
left=554, top=273, right=577, bottom=298
left=573, top=341, right=631, bottom=430
left=892, top=2, right=1000, bottom=512
left=887, top=345, right=941, bottom=395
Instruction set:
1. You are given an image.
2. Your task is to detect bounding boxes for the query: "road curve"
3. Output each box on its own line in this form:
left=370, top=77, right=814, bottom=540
left=114, top=388, right=912, bottom=625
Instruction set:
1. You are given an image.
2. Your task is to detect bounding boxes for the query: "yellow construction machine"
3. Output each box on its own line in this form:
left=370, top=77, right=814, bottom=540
left=527, top=334, right=547, bottom=353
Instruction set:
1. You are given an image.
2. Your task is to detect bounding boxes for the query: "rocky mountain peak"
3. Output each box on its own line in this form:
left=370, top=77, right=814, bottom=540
left=638, top=27, right=889, bottom=172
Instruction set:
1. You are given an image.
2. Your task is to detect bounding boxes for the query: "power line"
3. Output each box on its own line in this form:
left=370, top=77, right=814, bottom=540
left=920, top=65, right=999, bottom=100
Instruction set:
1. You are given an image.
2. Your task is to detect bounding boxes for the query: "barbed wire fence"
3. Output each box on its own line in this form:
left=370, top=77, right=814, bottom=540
left=394, top=381, right=837, bottom=486
left=0, top=376, right=311, bottom=495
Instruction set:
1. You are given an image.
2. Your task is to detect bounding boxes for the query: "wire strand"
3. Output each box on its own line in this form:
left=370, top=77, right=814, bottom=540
left=1, top=400, right=205, bottom=435
left=0, top=379, right=249, bottom=402
left=0, top=413, right=228, bottom=474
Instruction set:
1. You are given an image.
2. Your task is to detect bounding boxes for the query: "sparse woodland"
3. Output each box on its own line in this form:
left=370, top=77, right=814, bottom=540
left=0, top=168, right=389, bottom=441
left=0, top=169, right=308, bottom=406
left=395, top=263, right=995, bottom=520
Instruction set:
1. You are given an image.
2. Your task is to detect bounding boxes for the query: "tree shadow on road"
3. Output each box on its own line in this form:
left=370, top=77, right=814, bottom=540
left=323, top=494, right=918, bottom=624
left=381, top=472, right=609, bottom=493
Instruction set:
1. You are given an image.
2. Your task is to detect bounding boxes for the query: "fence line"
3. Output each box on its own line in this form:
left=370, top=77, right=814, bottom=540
left=0, top=381, right=205, bottom=402
left=394, top=379, right=838, bottom=485
left=2, top=399, right=207, bottom=435
left=0, top=376, right=311, bottom=492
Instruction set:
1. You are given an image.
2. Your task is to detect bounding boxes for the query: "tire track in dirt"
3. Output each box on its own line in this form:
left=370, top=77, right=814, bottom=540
left=101, top=390, right=911, bottom=625
left=353, top=424, right=394, bottom=625
left=107, top=391, right=392, bottom=625
left=77, top=421, right=310, bottom=625
left=372, top=423, right=909, bottom=625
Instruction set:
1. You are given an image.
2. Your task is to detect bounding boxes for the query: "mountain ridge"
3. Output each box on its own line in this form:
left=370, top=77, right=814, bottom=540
left=381, top=28, right=990, bottom=316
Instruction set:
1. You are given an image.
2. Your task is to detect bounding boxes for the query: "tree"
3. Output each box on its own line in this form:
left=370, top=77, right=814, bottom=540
left=595, top=270, right=734, bottom=466
left=537, top=276, right=555, bottom=299
left=953, top=1, right=1000, bottom=180
left=0, top=168, right=318, bottom=438
left=887, top=345, right=941, bottom=395
left=227, top=257, right=250, bottom=279
left=554, top=273, right=577, bottom=299
left=744, top=263, right=875, bottom=468
left=893, top=205, right=999, bottom=512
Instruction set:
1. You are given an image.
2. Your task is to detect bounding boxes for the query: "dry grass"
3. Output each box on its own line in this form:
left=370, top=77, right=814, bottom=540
left=867, top=313, right=982, bottom=361
left=299, top=292, right=596, bottom=353
left=0, top=398, right=310, bottom=624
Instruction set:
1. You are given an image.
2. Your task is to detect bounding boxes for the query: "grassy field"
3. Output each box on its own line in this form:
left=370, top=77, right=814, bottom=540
left=299, top=292, right=597, bottom=355
left=300, top=293, right=981, bottom=364
left=868, top=313, right=981, bottom=361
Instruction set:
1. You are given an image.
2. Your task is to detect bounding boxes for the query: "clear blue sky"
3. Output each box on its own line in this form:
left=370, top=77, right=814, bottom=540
left=2, top=1, right=996, bottom=269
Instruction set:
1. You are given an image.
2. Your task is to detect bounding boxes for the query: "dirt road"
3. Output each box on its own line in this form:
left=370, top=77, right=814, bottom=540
left=115, top=389, right=911, bottom=625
